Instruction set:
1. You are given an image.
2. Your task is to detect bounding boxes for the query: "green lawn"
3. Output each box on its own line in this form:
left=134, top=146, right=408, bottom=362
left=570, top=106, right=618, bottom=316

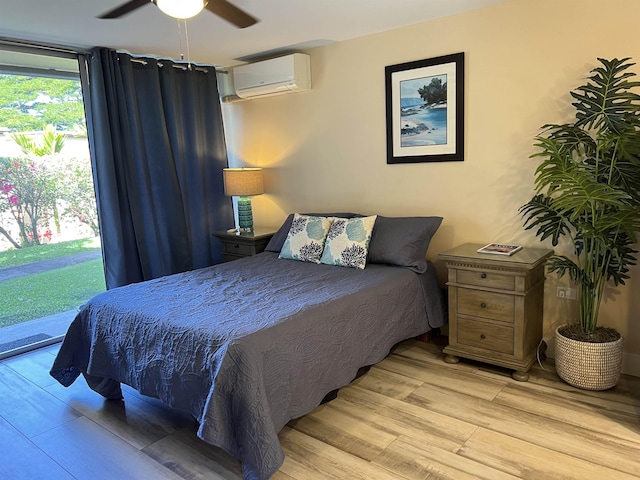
left=0, top=258, right=106, bottom=328
left=0, top=237, right=101, bottom=269
left=0, top=237, right=105, bottom=328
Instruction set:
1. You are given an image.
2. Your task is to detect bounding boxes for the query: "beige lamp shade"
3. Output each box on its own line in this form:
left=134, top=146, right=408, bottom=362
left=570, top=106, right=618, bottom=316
left=223, top=168, right=264, bottom=196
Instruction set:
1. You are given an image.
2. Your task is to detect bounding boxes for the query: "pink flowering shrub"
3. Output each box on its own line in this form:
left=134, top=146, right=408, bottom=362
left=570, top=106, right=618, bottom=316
left=0, top=156, right=59, bottom=248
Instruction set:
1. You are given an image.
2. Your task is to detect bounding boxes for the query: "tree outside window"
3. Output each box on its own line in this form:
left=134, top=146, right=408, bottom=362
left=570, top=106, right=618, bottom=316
left=0, top=74, right=98, bottom=250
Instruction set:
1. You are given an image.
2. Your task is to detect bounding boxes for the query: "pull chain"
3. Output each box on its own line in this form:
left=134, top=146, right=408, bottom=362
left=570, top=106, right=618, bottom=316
left=177, top=18, right=185, bottom=62
left=184, top=19, right=193, bottom=70
left=175, top=19, right=192, bottom=69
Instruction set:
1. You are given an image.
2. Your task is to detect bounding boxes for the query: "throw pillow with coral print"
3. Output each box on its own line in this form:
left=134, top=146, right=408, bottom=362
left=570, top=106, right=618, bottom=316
left=279, top=214, right=334, bottom=263
left=320, top=215, right=377, bottom=269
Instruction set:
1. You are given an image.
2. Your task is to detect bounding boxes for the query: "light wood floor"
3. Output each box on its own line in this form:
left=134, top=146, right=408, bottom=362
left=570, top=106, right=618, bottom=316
left=1, top=338, right=639, bottom=480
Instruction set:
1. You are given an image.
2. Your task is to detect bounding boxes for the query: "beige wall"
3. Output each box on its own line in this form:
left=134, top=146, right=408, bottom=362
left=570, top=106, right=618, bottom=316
left=223, top=0, right=640, bottom=373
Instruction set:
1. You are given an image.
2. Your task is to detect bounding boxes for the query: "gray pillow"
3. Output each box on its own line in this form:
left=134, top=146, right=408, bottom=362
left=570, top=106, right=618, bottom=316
left=265, top=212, right=363, bottom=253
left=367, top=216, right=443, bottom=273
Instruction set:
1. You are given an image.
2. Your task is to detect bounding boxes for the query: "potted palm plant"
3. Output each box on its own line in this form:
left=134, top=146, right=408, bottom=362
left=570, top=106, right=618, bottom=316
left=520, top=57, right=640, bottom=390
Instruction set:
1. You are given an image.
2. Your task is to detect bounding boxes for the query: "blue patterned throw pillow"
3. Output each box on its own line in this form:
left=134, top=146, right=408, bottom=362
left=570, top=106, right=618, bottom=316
left=279, top=214, right=334, bottom=263
left=320, top=215, right=377, bottom=269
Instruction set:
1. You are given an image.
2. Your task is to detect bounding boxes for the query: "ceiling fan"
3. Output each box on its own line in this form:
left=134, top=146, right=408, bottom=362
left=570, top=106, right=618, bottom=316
left=98, top=0, right=258, bottom=28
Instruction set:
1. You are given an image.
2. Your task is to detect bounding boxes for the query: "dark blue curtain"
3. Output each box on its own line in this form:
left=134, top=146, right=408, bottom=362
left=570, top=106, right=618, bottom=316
left=78, top=48, right=233, bottom=289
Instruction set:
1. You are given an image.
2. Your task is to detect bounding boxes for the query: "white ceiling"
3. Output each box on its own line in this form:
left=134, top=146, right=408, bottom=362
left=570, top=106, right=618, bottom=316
left=0, top=0, right=509, bottom=67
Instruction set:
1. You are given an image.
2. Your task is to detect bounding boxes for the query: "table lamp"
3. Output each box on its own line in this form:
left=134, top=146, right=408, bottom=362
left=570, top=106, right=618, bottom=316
left=223, top=168, right=264, bottom=232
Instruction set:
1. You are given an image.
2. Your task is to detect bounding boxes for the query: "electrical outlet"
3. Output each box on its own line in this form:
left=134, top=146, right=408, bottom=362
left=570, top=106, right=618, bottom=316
left=556, top=287, right=577, bottom=299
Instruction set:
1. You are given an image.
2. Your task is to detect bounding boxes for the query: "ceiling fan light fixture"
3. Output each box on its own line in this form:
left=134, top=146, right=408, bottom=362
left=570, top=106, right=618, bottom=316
left=156, top=0, right=205, bottom=19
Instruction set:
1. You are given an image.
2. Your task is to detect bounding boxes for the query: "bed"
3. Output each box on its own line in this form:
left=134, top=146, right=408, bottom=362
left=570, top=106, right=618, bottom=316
left=50, top=214, right=445, bottom=480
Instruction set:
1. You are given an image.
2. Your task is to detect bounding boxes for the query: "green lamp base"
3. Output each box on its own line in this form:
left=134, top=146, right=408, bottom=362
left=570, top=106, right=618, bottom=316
left=237, top=196, right=254, bottom=232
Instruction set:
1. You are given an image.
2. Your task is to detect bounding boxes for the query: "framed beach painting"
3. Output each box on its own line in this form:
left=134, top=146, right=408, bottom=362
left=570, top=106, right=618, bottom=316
left=385, top=52, right=464, bottom=164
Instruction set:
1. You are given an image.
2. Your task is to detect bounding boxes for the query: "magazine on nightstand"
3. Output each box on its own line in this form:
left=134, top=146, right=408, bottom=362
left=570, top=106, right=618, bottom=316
left=477, top=243, right=523, bottom=256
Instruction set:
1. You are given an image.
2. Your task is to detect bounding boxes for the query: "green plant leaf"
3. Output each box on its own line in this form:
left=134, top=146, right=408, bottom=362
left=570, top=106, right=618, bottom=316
left=519, top=194, right=570, bottom=246
left=547, top=255, right=583, bottom=285
left=571, top=57, right=640, bottom=134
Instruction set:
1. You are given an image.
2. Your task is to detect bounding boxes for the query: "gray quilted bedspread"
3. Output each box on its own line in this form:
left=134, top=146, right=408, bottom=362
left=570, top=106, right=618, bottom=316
left=50, top=252, right=445, bottom=479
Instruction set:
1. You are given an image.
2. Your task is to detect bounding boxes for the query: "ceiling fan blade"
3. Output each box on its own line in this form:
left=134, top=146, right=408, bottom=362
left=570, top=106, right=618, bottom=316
left=205, top=0, right=259, bottom=28
left=98, top=0, right=151, bottom=19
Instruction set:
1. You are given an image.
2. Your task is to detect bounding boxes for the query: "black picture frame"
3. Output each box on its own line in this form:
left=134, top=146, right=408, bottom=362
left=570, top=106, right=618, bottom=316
left=385, top=52, right=464, bottom=164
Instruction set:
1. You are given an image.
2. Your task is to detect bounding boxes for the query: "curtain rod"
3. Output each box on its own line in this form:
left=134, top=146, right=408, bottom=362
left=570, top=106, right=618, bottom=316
left=118, top=49, right=225, bottom=71
left=118, top=50, right=217, bottom=73
left=129, top=58, right=209, bottom=73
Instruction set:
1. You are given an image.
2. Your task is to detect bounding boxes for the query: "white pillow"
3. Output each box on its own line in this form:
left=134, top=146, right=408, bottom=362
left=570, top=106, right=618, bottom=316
left=279, top=214, right=334, bottom=264
left=320, top=215, right=377, bottom=269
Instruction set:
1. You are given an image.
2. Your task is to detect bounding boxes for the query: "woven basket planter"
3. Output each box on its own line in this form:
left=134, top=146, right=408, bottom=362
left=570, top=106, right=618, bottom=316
left=555, top=326, right=623, bottom=390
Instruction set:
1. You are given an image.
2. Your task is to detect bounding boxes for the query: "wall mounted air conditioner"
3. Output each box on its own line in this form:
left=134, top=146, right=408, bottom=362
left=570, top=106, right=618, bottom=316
left=233, top=53, right=311, bottom=99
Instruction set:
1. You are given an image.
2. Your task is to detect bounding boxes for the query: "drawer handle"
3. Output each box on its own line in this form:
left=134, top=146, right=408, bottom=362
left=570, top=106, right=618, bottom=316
left=234, top=244, right=240, bottom=249
left=480, top=302, right=487, bottom=308
left=481, top=273, right=487, bottom=279
left=480, top=334, right=486, bottom=340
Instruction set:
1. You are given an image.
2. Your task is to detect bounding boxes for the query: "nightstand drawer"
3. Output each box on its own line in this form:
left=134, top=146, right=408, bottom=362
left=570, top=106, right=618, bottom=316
left=223, top=242, right=256, bottom=256
left=457, top=269, right=515, bottom=290
left=458, top=289, right=515, bottom=323
left=458, top=318, right=514, bottom=355
left=213, top=229, right=275, bottom=263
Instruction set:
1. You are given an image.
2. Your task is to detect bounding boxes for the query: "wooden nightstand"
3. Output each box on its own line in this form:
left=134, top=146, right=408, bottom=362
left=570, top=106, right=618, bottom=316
left=438, top=243, right=552, bottom=381
left=213, top=228, right=276, bottom=262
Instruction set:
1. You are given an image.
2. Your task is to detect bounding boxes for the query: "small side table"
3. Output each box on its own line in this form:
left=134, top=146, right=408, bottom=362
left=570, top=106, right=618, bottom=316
left=438, top=243, right=552, bottom=381
left=213, top=228, right=276, bottom=262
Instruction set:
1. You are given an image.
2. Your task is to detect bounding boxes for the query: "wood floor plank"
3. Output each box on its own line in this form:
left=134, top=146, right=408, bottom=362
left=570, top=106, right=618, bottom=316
left=390, top=341, right=450, bottom=366
left=376, top=353, right=507, bottom=401
left=278, top=426, right=408, bottom=480
left=0, top=363, right=80, bottom=438
left=335, top=385, right=477, bottom=452
left=45, top=378, right=194, bottom=450
left=31, top=416, right=182, bottom=480
left=517, top=361, right=640, bottom=410
left=349, top=363, right=424, bottom=399
left=3, top=347, right=61, bottom=388
left=41, top=343, right=61, bottom=355
left=269, top=468, right=297, bottom=480
left=459, top=427, right=640, bottom=480
left=273, top=453, right=337, bottom=480
left=288, top=402, right=398, bottom=461
left=373, top=434, right=519, bottom=480
left=407, top=383, right=640, bottom=476
left=495, top=383, right=640, bottom=444
left=407, top=340, right=640, bottom=414
left=0, top=415, right=74, bottom=480
left=393, top=341, right=516, bottom=382
left=143, top=426, right=243, bottom=480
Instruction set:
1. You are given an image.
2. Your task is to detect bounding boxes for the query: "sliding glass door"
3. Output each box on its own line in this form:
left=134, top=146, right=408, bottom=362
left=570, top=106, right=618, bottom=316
left=0, top=45, right=104, bottom=358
